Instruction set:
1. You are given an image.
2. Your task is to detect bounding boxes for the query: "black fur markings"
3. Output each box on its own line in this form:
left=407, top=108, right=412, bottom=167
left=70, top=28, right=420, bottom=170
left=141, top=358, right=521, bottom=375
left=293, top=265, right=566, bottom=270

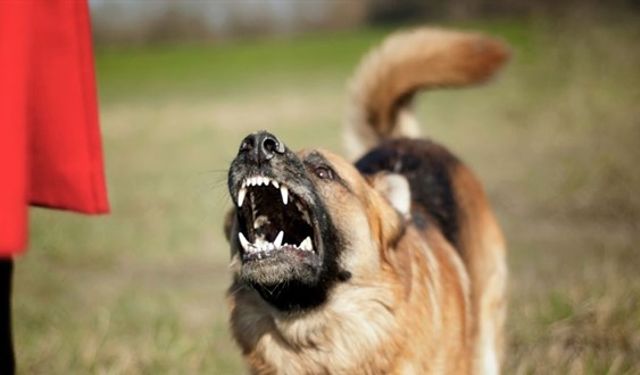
left=355, top=138, right=461, bottom=247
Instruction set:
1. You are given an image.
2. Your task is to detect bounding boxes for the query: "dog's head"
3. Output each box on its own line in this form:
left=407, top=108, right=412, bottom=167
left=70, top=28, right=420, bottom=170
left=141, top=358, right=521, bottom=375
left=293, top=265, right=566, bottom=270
left=226, top=131, right=410, bottom=310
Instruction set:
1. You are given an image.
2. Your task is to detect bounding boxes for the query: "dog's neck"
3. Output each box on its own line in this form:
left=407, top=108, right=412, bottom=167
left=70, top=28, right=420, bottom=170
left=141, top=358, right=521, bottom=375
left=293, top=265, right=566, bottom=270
left=230, top=277, right=406, bottom=374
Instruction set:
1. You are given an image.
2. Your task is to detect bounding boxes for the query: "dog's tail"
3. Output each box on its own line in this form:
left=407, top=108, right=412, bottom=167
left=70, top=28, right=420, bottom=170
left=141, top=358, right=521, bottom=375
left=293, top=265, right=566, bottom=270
left=344, top=28, right=509, bottom=158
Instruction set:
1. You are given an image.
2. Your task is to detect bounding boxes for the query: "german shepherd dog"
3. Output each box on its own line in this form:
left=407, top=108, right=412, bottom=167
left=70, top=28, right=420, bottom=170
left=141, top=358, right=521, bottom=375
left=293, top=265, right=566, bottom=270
left=224, top=28, right=509, bottom=374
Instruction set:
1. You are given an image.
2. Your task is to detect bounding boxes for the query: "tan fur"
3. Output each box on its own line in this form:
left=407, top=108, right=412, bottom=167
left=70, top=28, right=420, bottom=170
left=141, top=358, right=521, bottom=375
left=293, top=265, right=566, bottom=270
left=227, top=27, right=508, bottom=374
left=344, top=28, right=509, bottom=159
left=228, top=152, right=505, bottom=374
left=229, top=153, right=475, bottom=374
left=451, top=165, right=507, bottom=374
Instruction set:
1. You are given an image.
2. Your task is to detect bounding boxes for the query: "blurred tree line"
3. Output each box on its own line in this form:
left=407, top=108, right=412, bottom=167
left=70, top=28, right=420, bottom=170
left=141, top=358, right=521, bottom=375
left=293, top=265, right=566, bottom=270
left=90, top=0, right=639, bottom=45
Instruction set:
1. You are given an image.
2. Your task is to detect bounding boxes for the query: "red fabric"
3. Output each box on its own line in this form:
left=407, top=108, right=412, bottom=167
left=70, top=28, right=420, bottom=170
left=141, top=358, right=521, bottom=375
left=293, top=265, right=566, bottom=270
left=0, top=0, right=109, bottom=257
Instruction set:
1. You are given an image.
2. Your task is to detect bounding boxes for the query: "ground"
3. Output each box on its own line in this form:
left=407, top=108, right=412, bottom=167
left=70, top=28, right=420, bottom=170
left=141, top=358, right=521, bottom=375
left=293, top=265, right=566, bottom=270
left=14, top=15, right=640, bottom=374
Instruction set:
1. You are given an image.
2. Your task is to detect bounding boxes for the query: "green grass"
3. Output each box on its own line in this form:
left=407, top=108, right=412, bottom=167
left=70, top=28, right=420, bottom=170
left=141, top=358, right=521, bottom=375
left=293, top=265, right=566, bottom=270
left=14, top=15, right=640, bottom=374
left=95, top=28, right=392, bottom=103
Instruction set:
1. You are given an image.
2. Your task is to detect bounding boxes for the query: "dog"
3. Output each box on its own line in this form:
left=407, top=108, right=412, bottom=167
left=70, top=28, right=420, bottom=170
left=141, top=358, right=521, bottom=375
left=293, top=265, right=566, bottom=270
left=224, top=27, right=509, bottom=374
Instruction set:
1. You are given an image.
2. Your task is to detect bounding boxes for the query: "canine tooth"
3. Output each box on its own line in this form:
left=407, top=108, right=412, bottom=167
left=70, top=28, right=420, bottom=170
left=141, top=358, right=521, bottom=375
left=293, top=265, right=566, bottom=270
left=237, top=187, right=247, bottom=207
left=280, top=186, right=289, bottom=205
left=272, top=180, right=280, bottom=188
left=300, top=236, right=312, bottom=251
left=238, top=232, right=250, bottom=251
left=274, top=231, right=284, bottom=248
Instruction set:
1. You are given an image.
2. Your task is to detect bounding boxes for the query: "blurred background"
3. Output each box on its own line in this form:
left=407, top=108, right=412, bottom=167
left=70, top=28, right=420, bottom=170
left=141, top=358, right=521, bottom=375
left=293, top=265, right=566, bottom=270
left=15, top=0, right=640, bottom=373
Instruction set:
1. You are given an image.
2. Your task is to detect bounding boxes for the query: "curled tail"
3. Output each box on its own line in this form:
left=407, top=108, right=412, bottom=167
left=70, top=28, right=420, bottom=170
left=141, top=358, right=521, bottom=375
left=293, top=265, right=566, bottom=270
left=344, top=28, right=509, bottom=158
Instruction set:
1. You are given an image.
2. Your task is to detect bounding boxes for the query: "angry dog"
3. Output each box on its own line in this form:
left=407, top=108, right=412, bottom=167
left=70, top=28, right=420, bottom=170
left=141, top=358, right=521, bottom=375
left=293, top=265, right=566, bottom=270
left=224, top=27, right=509, bottom=374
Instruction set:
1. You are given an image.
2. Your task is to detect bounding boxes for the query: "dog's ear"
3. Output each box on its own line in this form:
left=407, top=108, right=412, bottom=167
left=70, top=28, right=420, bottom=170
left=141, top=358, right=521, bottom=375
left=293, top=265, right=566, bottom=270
left=370, top=173, right=411, bottom=216
left=365, top=173, right=411, bottom=252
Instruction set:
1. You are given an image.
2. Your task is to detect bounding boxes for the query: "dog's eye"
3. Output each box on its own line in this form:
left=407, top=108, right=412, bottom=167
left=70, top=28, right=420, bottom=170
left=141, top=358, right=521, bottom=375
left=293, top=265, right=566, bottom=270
left=314, top=166, right=334, bottom=180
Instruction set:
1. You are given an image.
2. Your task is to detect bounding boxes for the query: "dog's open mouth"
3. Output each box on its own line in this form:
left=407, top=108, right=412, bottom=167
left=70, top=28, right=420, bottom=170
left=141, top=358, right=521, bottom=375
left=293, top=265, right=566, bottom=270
left=235, top=174, right=317, bottom=262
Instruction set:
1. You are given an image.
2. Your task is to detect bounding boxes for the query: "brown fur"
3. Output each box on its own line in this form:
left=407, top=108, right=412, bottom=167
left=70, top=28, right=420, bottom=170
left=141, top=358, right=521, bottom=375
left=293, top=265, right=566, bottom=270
left=226, top=27, right=508, bottom=374
left=345, top=28, right=509, bottom=159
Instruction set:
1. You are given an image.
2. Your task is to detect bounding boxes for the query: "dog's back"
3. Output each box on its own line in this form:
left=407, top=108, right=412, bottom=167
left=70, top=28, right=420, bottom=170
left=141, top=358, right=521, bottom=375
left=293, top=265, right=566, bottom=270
left=346, top=28, right=509, bottom=374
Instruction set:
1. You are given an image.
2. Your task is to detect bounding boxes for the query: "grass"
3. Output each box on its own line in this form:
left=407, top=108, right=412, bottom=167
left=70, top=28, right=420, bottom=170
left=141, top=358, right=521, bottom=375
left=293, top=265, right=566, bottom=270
left=13, top=14, right=640, bottom=374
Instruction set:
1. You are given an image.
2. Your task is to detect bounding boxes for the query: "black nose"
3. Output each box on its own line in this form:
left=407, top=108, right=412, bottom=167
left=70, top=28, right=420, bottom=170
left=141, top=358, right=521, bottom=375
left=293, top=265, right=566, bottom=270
left=238, top=131, right=285, bottom=164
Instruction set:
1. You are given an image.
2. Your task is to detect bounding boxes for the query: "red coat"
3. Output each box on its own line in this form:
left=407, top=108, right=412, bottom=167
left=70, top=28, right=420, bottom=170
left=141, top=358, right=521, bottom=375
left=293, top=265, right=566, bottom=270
left=0, top=0, right=109, bottom=257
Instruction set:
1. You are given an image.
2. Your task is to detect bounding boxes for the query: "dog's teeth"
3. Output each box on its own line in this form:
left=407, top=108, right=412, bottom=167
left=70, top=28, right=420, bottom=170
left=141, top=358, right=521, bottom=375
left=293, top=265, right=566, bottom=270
left=237, top=187, right=247, bottom=207
left=274, top=231, right=284, bottom=248
left=238, top=232, right=250, bottom=251
left=280, top=186, right=289, bottom=205
left=299, top=236, right=312, bottom=251
left=272, top=180, right=279, bottom=189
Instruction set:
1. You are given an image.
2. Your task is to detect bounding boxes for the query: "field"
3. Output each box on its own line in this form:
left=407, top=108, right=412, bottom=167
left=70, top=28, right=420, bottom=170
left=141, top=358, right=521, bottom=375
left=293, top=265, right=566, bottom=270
left=14, top=15, right=640, bottom=374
